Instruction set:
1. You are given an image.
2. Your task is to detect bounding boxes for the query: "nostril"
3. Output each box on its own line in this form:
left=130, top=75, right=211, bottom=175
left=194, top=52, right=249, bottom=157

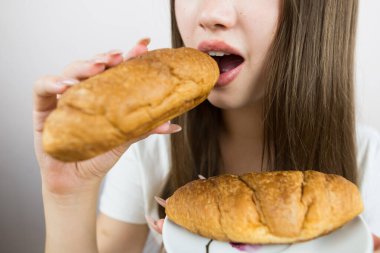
left=200, top=23, right=226, bottom=31
left=214, top=24, right=225, bottom=29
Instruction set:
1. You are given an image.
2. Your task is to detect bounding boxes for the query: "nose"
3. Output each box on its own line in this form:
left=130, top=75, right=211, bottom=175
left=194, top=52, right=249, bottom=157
left=198, top=0, right=237, bottom=31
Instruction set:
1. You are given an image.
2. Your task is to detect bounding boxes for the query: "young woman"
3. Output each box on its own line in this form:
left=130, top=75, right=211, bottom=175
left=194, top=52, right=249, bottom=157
left=33, top=0, right=380, bottom=252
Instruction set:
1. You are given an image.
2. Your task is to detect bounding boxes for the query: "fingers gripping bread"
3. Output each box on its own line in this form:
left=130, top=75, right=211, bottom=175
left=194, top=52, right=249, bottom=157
left=42, top=48, right=219, bottom=161
left=165, top=170, right=363, bottom=244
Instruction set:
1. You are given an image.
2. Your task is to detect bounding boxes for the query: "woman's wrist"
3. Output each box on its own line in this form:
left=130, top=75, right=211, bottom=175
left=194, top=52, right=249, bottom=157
left=42, top=182, right=101, bottom=253
left=42, top=183, right=100, bottom=218
left=41, top=168, right=103, bottom=198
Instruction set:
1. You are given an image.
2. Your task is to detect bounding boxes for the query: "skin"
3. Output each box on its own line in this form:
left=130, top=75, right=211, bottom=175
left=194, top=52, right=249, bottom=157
left=33, top=0, right=380, bottom=252
left=176, top=0, right=279, bottom=110
left=175, top=0, right=280, bottom=174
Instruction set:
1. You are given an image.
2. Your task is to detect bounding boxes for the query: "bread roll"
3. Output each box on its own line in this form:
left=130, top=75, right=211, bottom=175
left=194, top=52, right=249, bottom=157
left=42, top=48, right=219, bottom=161
left=165, top=170, right=363, bottom=244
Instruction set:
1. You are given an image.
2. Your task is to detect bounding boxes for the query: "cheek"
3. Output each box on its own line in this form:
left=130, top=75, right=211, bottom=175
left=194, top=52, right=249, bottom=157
left=174, top=1, right=198, bottom=46
left=241, top=0, right=280, bottom=64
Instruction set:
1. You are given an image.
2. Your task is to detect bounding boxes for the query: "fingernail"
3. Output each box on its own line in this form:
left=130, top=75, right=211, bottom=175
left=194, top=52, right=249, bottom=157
left=154, top=196, right=167, bottom=208
left=170, top=125, right=182, bottom=133
left=138, top=37, right=151, bottom=46
left=108, top=49, right=123, bottom=56
left=198, top=175, right=206, bottom=180
left=57, top=79, right=79, bottom=86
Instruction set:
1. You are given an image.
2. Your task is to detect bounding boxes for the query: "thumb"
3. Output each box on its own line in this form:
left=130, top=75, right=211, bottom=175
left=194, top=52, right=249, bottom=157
left=145, top=216, right=165, bottom=235
left=151, top=121, right=182, bottom=134
left=156, top=219, right=165, bottom=234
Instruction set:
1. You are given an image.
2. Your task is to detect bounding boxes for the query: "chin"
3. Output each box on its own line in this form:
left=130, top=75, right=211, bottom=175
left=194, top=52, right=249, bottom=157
left=207, top=69, right=265, bottom=109
left=207, top=96, right=239, bottom=110
left=207, top=91, right=248, bottom=110
left=207, top=85, right=264, bottom=110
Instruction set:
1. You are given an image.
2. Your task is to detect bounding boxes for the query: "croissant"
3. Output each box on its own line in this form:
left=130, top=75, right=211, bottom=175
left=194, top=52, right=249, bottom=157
left=165, top=170, right=363, bottom=244
left=42, top=48, right=219, bottom=161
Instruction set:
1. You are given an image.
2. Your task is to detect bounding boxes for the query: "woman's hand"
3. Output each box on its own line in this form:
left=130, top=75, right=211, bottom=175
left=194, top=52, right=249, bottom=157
left=146, top=196, right=167, bottom=234
left=34, top=39, right=182, bottom=253
left=33, top=38, right=182, bottom=196
left=146, top=175, right=206, bottom=235
left=374, top=234, right=380, bottom=252
left=146, top=216, right=165, bottom=235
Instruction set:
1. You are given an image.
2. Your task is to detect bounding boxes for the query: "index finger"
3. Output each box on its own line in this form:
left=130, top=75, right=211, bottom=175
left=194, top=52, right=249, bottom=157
left=33, top=75, right=78, bottom=112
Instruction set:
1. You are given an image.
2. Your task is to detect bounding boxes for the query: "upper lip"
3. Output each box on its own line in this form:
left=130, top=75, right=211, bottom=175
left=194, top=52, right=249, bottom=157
left=197, top=40, right=244, bottom=58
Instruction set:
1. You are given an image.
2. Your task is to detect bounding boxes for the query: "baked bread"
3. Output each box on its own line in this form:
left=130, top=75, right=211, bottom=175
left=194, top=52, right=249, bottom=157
left=165, top=170, right=363, bottom=244
left=42, top=48, right=219, bottom=161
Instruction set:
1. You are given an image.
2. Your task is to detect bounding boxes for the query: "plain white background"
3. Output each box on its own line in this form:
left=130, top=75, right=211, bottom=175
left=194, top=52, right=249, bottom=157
left=0, top=0, right=379, bottom=252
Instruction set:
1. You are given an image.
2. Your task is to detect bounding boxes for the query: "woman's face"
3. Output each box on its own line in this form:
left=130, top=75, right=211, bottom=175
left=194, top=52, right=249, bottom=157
left=175, top=0, right=281, bottom=110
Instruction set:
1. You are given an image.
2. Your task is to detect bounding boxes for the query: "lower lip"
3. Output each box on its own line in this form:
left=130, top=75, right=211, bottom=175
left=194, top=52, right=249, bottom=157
left=215, top=62, right=244, bottom=87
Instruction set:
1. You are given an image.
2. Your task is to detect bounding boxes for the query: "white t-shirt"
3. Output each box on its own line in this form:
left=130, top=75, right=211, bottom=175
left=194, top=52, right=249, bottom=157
left=99, top=124, right=380, bottom=252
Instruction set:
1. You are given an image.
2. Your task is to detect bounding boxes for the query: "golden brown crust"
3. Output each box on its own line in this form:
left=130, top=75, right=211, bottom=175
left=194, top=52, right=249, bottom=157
left=42, top=48, right=219, bottom=161
left=165, top=170, right=363, bottom=244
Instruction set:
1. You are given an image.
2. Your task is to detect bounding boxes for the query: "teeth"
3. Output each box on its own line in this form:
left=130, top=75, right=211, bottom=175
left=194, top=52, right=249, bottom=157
left=208, top=51, right=231, bottom=57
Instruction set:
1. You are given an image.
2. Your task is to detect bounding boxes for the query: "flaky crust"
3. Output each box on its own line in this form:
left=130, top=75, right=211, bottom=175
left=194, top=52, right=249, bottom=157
left=165, top=170, right=363, bottom=244
left=42, top=48, right=219, bottom=161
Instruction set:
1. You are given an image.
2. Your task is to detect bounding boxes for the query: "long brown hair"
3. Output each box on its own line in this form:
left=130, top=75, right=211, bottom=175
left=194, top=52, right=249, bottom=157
left=159, top=0, right=358, bottom=218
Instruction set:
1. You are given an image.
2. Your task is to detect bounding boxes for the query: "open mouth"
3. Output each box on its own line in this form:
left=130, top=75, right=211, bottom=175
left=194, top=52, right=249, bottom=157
left=198, top=40, right=246, bottom=86
left=208, top=52, right=245, bottom=74
left=207, top=51, right=245, bottom=86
